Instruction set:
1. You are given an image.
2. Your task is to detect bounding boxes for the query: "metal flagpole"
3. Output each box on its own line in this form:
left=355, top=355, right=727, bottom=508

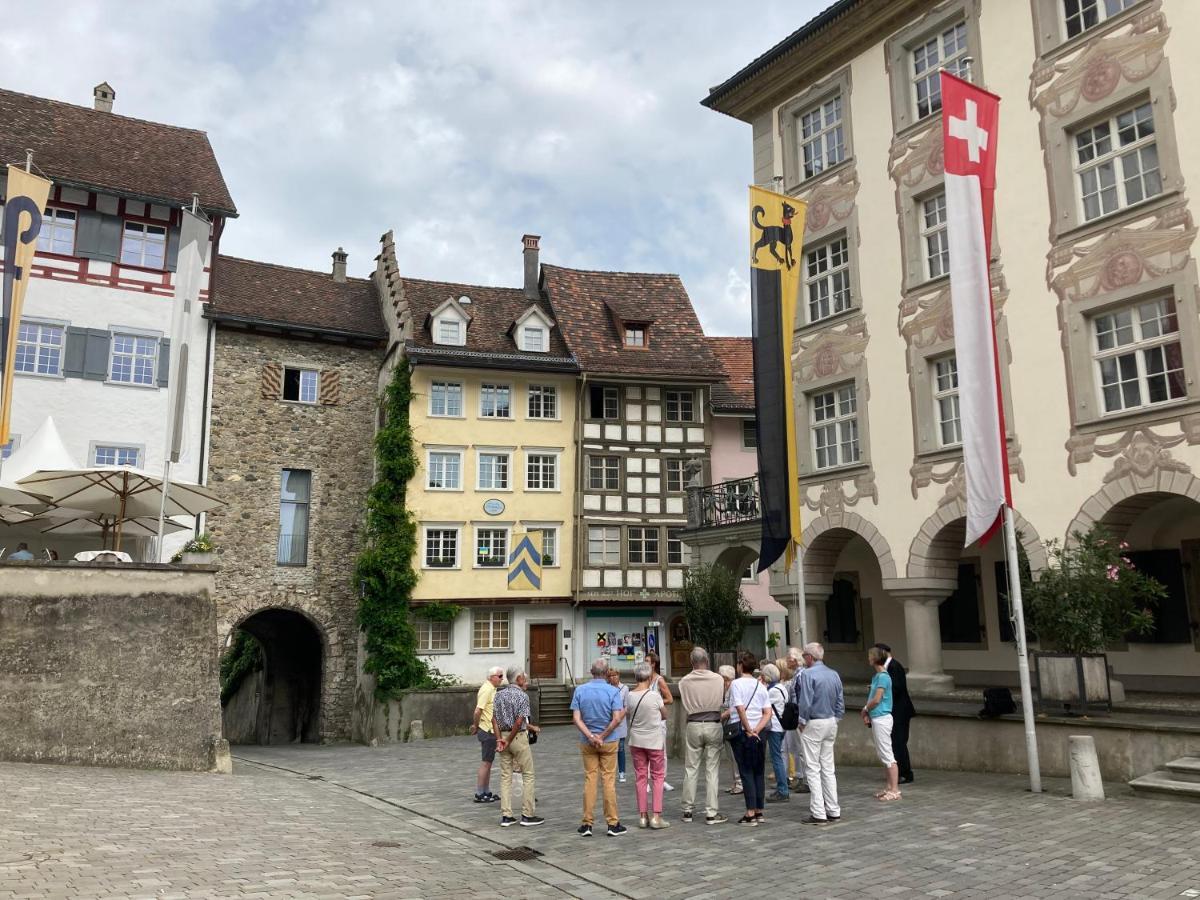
left=794, top=549, right=808, bottom=649
left=1002, top=504, right=1041, bottom=792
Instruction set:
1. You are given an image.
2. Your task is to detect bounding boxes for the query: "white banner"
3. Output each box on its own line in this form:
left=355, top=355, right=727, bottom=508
left=165, top=209, right=209, bottom=463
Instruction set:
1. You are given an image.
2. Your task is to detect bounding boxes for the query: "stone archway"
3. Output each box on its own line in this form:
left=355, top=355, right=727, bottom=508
left=906, top=499, right=1047, bottom=581
left=1065, top=466, right=1200, bottom=541
left=714, top=544, right=759, bottom=579
left=801, top=511, right=898, bottom=589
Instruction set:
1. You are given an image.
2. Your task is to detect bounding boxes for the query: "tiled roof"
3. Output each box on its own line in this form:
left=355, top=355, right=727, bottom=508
left=540, top=265, right=723, bottom=380
left=209, top=255, right=385, bottom=338
left=0, top=88, right=236, bottom=215
left=707, top=337, right=755, bottom=411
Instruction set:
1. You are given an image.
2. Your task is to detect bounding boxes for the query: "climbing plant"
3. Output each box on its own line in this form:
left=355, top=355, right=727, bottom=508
left=219, top=630, right=263, bottom=705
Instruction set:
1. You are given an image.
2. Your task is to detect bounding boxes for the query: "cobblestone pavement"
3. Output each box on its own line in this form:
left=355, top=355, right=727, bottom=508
left=2, top=727, right=1198, bottom=899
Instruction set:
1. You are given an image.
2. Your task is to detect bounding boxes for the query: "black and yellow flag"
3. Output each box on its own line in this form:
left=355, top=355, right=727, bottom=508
left=748, top=186, right=805, bottom=572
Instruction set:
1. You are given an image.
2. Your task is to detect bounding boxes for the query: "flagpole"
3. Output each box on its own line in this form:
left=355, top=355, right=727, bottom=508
left=1003, top=504, right=1042, bottom=792
left=794, top=549, right=808, bottom=649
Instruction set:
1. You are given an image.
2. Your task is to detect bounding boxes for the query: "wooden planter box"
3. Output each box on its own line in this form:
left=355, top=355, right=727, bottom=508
left=1033, top=651, right=1112, bottom=716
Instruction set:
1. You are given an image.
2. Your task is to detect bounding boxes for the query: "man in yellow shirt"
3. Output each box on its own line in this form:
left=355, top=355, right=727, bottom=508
left=470, top=667, right=505, bottom=802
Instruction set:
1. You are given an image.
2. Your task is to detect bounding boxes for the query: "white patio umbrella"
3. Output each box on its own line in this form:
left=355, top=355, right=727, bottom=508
left=0, top=416, right=78, bottom=509
left=36, top=513, right=190, bottom=549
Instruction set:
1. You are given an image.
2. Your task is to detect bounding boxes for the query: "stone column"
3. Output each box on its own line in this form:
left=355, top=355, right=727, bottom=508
left=889, top=585, right=955, bottom=693
left=770, top=565, right=825, bottom=650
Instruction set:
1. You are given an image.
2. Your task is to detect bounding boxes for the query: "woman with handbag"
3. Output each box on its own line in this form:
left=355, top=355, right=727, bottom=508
left=726, top=651, right=774, bottom=825
left=718, top=664, right=742, bottom=795
left=645, top=651, right=674, bottom=791
left=625, top=661, right=670, bottom=829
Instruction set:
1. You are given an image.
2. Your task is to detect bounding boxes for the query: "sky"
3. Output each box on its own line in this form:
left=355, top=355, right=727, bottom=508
left=0, top=1, right=828, bottom=336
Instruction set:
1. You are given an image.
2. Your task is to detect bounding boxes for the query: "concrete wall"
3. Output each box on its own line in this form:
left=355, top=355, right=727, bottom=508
left=354, top=679, right=541, bottom=744
left=0, top=562, right=228, bottom=772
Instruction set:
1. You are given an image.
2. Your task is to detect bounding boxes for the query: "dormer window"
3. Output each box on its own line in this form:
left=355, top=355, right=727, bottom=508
left=511, top=305, right=555, bottom=354
left=522, top=326, right=546, bottom=352
left=435, top=317, right=463, bottom=346
left=624, top=324, right=647, bottom=347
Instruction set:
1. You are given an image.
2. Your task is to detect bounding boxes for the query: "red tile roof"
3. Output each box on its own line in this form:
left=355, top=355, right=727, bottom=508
left=540, top=265, right=723, bottom=380
left=707, top=337, right=755, bottom=411
left=209, top=255, right=385, bottom=339
left=0, top=88, right=236, bottom=215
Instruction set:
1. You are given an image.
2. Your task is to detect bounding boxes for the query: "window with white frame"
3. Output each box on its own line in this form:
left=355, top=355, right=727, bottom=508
left=282, top=367, right=318, bottom=403
left=521, top=326, right=546, bottom=352
left=435, top=317, right=463, bottom=346
left=535, top=527, right=558, bottom=566
left=475, top=528, right=508, bottom=568
left=667, top=528, right=684, bottom=566
left=430, top=380, right=463, bottom=417
left=589, top=455, right=620, bottom=490
left=472, top=609, right=511, bottom=651
left=588, top=525, right=620, bottom=566
left=590, top=384, right=619, bottom=419
left=1063, top=0, right=1140, bottom=39
left=109, top=333, right=158, bottom=385
left=666, top=389, right=696, bottom=422
left=424, top=527, right=460, bottom=568
left=1073, top=101, right=1161, bottom=223
left=628, top=526, right=660, bottom=565
left=480, top=383, right=511, bottom=418
left=805, top=236, right=852, bottom=323
left=36, top=208, right=76, bottom=255
left=921, top=193, right=949, bottom=281
left=933, top=356, right=962, bottom=447
left=120, top=221, right=167, bottom=269
left=1093, top=296, right=1186, bottom=414
left=14, top=322, right=63, bottom=376
left=477, top=451, right=511, bottom=490
left=427, top=451, right=462, bottom=490
left=911, top=21, right=968, bottom=121
left=811, top=383, right=861, bottom=470
left=799, top=95, right=845, bottom=181
left=416, top=618, right=451, bottom=652
left=665, top=458, right=686, bottom=493
left=93, top=444, right=141, bottom=466
left=742, top=419, right=758, bottom=449
left=528, top=384, right=558, bottom=419
left=526, top=453, right=558, bottom=490
left=277, top=468, right=311, bottom=566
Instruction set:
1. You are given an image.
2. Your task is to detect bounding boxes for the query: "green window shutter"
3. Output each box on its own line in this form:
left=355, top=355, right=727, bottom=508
left=82, top=329, right=111, bottom=381
left=63, top=326, right=88, bottom=378
left=157, top=338, right=171, bottom=387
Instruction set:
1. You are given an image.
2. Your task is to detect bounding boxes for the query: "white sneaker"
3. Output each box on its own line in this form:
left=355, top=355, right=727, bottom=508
left=619, top=773, right=627, bottom=784
left=664, top=782, right=675, bottom=792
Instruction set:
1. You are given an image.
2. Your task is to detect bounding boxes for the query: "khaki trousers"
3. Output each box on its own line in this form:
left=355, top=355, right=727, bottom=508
left=498, top=731, right=535, bottom=818
left=579, top=741, right=619, bottom=826
left=681, top=721, right=723, bottom=818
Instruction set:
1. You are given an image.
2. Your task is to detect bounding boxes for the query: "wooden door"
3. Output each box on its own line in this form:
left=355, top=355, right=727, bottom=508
left=669, top=615, right=693, bottom=672
left=529, top=624, right=557, bottom=679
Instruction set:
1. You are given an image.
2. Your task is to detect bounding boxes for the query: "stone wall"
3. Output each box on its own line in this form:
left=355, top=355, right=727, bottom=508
left=354, top=678, right=542, bottom=743
left=0, top=562, right=228, bottom=772
left=207, top=329, right=382, bottom=741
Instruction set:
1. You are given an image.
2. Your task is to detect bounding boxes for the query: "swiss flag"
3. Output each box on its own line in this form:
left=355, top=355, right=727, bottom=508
left=941, top=71, right=1009, bottom=547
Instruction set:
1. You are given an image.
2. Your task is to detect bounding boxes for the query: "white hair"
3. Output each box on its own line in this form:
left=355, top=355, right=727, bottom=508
left=487, top=666, right=505, bottom=678
left=690, top=646, right=710, bottom=668
left=718, top=664, right=736, bottom=680
left=786, top=646, right=803, bottom=663
left=633, top=662, right=653, bottom=682
left=590, top=658, right=610, bottom=678
left=505, top=664, right=526, bottom=685
left=761, top=663, right=780, bottom=682
left=802, top=642, right=824, bottom=662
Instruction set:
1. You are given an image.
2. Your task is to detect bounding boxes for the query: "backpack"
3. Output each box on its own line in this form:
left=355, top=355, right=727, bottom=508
left=770, top=682, right=800, bottom=730
left=979, top=687, right=1016, bottom=719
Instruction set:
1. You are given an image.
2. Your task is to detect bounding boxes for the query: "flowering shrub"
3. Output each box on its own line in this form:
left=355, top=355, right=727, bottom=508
left=1022, top=525, right=1162, bottom=654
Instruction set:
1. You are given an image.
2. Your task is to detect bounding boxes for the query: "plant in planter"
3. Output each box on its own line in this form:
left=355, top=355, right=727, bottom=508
left=178, top=533, right=217, bottom=565
left=1022, top=525, right=1161, bottom=712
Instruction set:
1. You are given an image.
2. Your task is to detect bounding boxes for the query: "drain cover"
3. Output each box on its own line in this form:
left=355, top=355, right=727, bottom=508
left=372, top=840, right=403, bottom=848
left=492, top=846, right=543, bottom=862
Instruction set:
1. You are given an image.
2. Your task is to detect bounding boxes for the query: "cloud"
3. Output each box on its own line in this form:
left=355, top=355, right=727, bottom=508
left=0, top=0, right=826, bottom=336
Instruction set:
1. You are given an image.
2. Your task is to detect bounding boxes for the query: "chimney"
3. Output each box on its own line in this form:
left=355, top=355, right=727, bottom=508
left=522, top=234, right=540, bottom=300
left=331, top=247, right=348, bottom=283
left=93, top=81, right=115, bottom=113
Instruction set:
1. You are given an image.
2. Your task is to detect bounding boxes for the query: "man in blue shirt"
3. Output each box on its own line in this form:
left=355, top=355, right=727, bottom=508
left=793, top=642, right=844, bottom=825
left=570, top=658, right=627, bottom=836
left=7, top=543, right=33, bottom=560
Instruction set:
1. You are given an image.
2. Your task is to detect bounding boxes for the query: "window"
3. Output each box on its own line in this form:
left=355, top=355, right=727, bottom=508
left=427, top=451, right=462, bottom=490
left=624, top=325, right=646, bottom=347
left=109, top=333, right=158, bottom=386
left=1064, top=0, right=1140, bottom=39
left=535, top=527, right=558, bottom=566
left=1073, top=102, right=1161, bottom=223
left=742, top=419, right=758, bottom=449
left=472, top=610, right=511, bottom=651
left=416, top=618, right=451, bottom=652
left=665, top=458, right=686, bottom=493
left=588, top=525, right=620, bottom=566
left=435, top=318, right=463, bottom=346
left=911, top=21, right=968, bottom=121
left=590, top=385, right=619, bottom=419
left=800, top=95, right=845, bottom=180
left=522, top=326, right=546, bottom=352
left=666, top=389, right=695, bottom=422
left=1093, top=296, right=1185, bottom=414
left=480, top=383, right=511, bottom=418
left=939, top=563, right=983, bottom=645
left=120, top=221, right=167, bottom=269
left=14, top=322, right=63, bottom=376
left=805, top=237, right=852, bottom=323
left=477, top=452, right=510, bottom=490
left=430, top=381, right=463, bottom=417
left=36, top=208, right=76, bottom=255
left=475, top=528, right=508, bottom=568
left=425, top=528, right=460, bottom=568
left=277, top=468, right=311, bottom=566
left=811, top=383, right=860, bottom=470
left=933, top=356, right=962, bottom=447
left=589, top=455, right=620, bottom=490
left=282, top=367, right=318, bottom=403
left=93, top=444, right=140, bottom=467
left=528, top=384, right=558, bottom=419
left=526, top=453, right=558, bottom=490
left=921, top=194, right=949, bottom=281
left=667, top=528, right=684, bottom=566
left=628, top=526, right=660, bottom=565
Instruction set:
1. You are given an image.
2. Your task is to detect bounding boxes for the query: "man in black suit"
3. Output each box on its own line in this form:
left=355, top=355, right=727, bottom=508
left=874, top=643, right=916, bottom=784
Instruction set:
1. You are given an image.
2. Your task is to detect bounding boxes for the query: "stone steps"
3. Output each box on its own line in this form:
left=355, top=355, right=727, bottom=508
left=1129, top=758, right=1200, bottom=802
left=536, top=684, right=575, bottom=727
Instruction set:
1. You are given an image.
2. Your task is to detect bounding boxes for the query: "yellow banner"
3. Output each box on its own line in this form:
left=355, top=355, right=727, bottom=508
left=1, top=165, right=53, bottom=446
left=507, top=530, right=543, bottom=591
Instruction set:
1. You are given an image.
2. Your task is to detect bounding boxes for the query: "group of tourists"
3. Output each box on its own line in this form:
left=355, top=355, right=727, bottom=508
left=467, top=640, right=916, bottom=833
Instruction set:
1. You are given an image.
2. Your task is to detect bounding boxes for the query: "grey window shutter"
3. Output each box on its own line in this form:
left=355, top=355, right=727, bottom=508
left=165, top=226, right=181, bottom=272
left=63, top=326, right=88, bottom=378
left=83, top=329, right=111, bottom=381
left=76, top=211, right=122, bottom=263
left=157, top=338, right=171, bottom=387
left=99, top=215, right=123, bottom=262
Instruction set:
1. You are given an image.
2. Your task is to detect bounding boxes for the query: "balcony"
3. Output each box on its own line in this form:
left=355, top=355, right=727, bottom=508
left=688, top=475, right=762, bottom=530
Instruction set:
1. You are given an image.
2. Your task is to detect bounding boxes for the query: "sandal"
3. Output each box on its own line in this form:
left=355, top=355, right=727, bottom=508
left=877, top=790, right=903, bottom=802
left=873, top=790, right=888, bottom=799
left=728, top=784, right=743, bottom=795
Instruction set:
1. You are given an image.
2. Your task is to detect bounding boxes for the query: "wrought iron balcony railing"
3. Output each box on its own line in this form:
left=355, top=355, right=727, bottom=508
left=689, top=475, right=762, bottom=529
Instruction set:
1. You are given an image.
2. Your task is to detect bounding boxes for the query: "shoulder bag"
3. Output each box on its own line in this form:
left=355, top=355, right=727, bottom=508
left=723, top=683, right=762, bottom=741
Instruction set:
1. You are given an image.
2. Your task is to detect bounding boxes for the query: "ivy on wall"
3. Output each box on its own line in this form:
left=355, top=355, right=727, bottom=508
left=219, top=630, right=263, bottom=705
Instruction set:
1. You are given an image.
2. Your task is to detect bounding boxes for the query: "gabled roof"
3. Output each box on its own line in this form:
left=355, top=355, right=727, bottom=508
left=208, top=255, right=385, bottom=340
left=540, top=265, right=723, bottom=380
left=707, top=337, right=755, bottom=412
left=0, top=87, right=236, bottom=215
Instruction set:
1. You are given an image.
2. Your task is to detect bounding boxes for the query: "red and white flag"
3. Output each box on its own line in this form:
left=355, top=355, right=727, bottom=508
left=942, top=70, right=1009, bottom=547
